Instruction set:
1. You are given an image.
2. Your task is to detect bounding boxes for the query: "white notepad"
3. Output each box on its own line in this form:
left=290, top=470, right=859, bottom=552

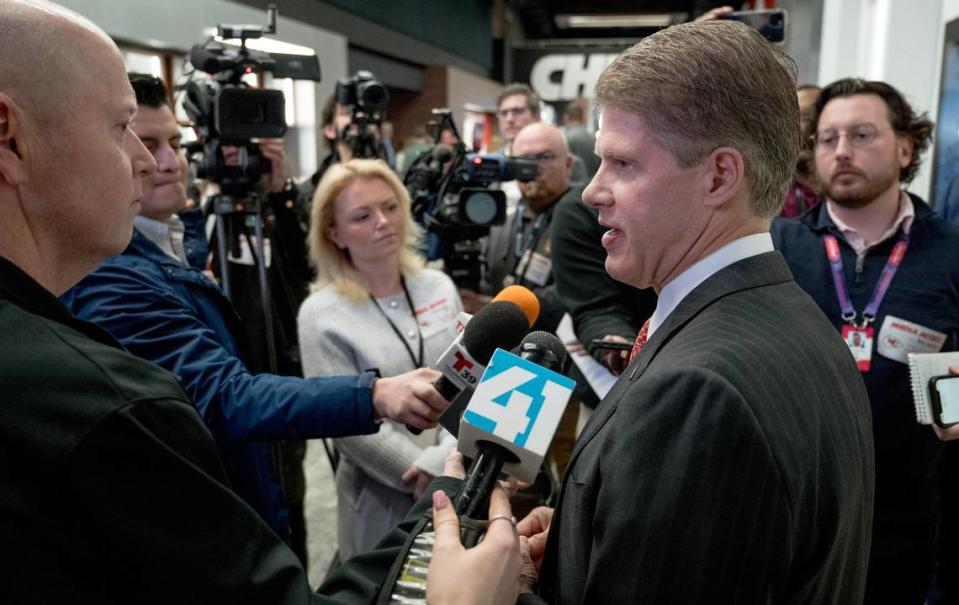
left=907, top=351, right=959, bottom=424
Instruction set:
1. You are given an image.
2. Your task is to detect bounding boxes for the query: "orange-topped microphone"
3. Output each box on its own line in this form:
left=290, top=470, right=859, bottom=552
left=409, top=286, right=540, bottom=435
left=492, top=284, right=539, bottom=327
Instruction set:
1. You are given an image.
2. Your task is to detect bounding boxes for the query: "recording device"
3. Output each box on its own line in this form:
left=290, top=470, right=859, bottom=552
left=405, top=109, right=539, bottom=289
left=407, top=285, right=539, bottom=436
left=720, top=9, right=787, bottom=44
left=377, top=331, right=572, bottom=604
left=181, top=5, right=320, bottom=373
left=930, top=375, right=959, bottom=427
left=589, top=338, right=633, bottom=352
left=184, top=5, right=320, bottom=193
left=457, top=331, right=572, bottom=491
left=336, top=70, right=388, bottom=113
left=335, top=70, right=389, bottom=159
left=435, top=285, right=541, bottom=435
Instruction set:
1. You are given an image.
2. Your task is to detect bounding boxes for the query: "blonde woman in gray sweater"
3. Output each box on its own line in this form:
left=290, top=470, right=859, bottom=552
left=298, top=159, right=461, bottom=565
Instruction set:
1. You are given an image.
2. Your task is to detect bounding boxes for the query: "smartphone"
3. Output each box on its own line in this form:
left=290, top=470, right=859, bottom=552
left=930, top=375, right=959, bottom=428
left=721, top=9, right=787, bottom=44
left=590, top=338, right=633, bottom=352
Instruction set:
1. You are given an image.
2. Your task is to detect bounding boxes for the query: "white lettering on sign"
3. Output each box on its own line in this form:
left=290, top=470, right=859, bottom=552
left=529, top=53, right=619, bottom=101
left=467, top=365, right=536, bottom=443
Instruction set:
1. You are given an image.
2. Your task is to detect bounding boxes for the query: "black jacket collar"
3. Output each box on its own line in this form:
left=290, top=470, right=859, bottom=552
left=0, top=256, right=122, bottom=349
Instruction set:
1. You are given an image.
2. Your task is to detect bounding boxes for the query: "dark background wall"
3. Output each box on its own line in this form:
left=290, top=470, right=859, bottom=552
left=320, top=0, right=493, bottom=72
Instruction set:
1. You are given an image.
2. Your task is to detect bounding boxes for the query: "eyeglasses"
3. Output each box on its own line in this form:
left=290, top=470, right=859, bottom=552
left=812, top=124, right=889, bottom=151
left=498, top=106, right=529, bottom=118
left=517, top=151, right=558, bottom=165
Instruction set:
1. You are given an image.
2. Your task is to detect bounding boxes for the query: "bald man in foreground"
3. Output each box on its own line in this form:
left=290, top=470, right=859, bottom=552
left=0, top=2, right=519, bottom=603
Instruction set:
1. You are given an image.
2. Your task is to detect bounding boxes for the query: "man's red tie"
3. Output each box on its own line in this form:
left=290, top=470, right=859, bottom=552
left=628, top=319, right=651, bottom=364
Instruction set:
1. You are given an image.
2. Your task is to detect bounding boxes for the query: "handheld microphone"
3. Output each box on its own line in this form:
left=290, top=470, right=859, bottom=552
left=454, top=331, right=573, bottom=521
left=409, top=286, right=540, bottom=435
left=377, top=330, right=569, bottom=605
left=431, top=143, right=453, bottom=164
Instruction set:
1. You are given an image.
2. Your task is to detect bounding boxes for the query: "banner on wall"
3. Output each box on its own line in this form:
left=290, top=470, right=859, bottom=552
left=511, top=45, right=628, bottom=105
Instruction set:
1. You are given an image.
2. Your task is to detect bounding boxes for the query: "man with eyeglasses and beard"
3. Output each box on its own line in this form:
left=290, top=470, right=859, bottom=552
left=773, top=78, right=959, bottom=605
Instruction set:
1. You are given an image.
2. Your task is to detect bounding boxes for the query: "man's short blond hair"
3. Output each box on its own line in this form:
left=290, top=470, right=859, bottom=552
left=594, top=21, right=800, bottom=218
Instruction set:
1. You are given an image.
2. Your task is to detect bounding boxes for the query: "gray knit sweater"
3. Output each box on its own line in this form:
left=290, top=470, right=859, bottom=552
left=297, top=268, right=462, bottom=488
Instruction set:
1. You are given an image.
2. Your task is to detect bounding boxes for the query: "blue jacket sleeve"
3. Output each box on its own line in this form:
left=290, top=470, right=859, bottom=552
left=65, top=257, right=379, bottom=443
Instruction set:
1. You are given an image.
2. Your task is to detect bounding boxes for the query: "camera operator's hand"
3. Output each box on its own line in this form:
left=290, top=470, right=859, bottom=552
left=372, top=367, right=448, bottom=429
left=259, top=138, right=287, bottom=193
left=458, top=288, right=492, bottom=315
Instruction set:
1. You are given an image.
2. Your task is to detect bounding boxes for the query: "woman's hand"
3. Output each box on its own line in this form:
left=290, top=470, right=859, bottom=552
left=427, top=486, right=522, bottom=605
left=401, top=465, right=435, bottom=499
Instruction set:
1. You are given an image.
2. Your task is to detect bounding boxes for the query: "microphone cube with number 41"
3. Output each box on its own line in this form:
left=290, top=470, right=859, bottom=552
left=459, top=348, right=575, bottom=483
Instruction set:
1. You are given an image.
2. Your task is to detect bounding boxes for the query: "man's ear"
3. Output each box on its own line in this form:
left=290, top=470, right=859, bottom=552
left=897, top=135, right=914, bottom=171
left=323, top=123, right=338, bottom=144
left=0, top=93, right=27, bottom=186
left=701, top=146, right=745, bottom=209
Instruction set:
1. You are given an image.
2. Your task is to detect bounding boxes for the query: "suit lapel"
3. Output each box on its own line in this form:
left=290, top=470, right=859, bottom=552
left=566, top=252, right=794, bottom=467
left=540, top=252, right=795, bottom=601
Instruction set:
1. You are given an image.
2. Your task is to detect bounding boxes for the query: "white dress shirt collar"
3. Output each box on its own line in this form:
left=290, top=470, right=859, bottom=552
left=648, top=232, right=774, bottom=338
left=134, top=215, right=187, bottom=265
left=825, top=190, right=914, bottom=256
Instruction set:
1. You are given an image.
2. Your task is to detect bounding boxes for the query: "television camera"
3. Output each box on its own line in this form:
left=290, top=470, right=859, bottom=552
left=335, top=70, right=389, bottom=160
left=405, top=109, right=538, bottom=290
left=181, top=5, right=320, bottom=373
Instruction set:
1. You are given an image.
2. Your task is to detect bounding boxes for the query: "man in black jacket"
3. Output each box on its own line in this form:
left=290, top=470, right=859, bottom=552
left=463, top=122, right=578, bottom=334
left=773, top=78, right=959, bottom=605
left=0, top=2, right=517, bottom=602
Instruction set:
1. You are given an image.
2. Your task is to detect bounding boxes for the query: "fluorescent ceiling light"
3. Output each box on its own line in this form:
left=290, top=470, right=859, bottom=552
left=555, top=13, right=678, bottom=28
left=216, top=36, right=315, bottom=56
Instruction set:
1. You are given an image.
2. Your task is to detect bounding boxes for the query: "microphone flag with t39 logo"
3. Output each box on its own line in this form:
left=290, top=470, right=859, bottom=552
left=458, top=347, right=575, bottom=483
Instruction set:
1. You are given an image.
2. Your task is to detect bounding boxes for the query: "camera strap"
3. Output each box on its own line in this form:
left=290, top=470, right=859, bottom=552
left=369, top=276, right=424, bottom=368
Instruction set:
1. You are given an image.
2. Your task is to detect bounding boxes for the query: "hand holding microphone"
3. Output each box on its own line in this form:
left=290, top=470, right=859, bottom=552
left=427, top=485, right=522, bottom=605
left=409, top=285, right=540, bottom=435
left=517, top=506, right=553, bottom=575
left=372, top=367, right=448, bottom=429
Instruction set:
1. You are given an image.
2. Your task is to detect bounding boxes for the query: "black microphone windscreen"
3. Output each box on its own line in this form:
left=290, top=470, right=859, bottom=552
left=432, top=143, right=453, bottom=164
left=461, top=301, right=529, bottom=364
left=520, top=330, right=568, bottom=371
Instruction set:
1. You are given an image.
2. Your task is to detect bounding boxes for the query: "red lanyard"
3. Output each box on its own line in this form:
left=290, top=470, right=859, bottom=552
left=823, top=230, right=910, bottom=327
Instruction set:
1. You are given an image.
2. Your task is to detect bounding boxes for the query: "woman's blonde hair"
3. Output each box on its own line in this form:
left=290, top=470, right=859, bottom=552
left=308, top=158, right=424, bottom=299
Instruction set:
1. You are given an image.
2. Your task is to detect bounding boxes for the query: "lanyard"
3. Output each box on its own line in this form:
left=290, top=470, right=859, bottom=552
left=369, top=276, right=424, bottom=368
left=511, top=202, right=556, bottom=284
left=823, top=230, right=910, bottom=327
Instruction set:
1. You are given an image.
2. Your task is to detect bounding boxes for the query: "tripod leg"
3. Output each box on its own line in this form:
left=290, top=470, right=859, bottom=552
left=250, top=215, right=279, bottom=375
left=214, top=211, right=232, bottom=300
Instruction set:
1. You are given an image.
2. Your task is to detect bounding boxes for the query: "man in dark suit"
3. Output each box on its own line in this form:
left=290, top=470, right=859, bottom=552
left=515, top=20, right=875, bottom=604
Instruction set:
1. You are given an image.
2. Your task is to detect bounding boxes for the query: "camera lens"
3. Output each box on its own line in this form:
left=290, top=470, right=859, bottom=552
left=359, top=81, right=389, bottom=110
left=463, top=192, right=499, bottom=225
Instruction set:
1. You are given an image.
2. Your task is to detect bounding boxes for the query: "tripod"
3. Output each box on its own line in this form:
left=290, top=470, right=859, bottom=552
left=211, top=192, right=278, bottom=374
